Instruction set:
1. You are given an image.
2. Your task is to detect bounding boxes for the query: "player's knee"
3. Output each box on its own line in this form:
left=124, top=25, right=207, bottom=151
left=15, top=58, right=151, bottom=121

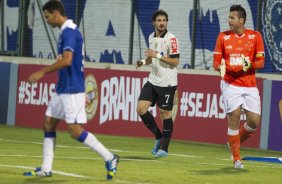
left=68, top=130, right=78, bottom=139
left=160, top=110, right=171, bottom=120
left=136, top=105, right=146, bottom=116
left=43, top=120, right=55, bottom=132
left=246, top=114, right=261, bottom=128
left=68, top=125, right=83, bottom=139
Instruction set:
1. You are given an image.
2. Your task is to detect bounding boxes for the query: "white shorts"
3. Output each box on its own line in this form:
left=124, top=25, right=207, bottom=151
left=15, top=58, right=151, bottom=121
left=45, top=93, right=87, bottom=124
left=220, top=80, right=261, bottom=115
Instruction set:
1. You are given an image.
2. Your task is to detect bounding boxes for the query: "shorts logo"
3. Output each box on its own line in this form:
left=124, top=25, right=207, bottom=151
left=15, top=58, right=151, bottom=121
left=85, top=74, right=99, bottom=121
left=262, top=0, right=282, bottom=71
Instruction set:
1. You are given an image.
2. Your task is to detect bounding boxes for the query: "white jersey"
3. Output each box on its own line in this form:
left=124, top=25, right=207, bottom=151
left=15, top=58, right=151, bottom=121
left=148, top=30, right=180, bottom=87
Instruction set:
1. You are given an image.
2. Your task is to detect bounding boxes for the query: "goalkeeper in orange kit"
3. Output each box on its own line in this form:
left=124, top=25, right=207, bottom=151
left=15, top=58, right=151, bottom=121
left=213, top=5, right=265, bottom=168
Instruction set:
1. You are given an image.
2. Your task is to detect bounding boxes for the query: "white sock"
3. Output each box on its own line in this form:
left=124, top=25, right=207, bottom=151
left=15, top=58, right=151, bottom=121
left=244, top=122, right=256, bottom=132
left=83, top=132, right=114, bottom=161
left=41, top=137, right=55, bottom=172
left=227, top=128, right=239, bottom=135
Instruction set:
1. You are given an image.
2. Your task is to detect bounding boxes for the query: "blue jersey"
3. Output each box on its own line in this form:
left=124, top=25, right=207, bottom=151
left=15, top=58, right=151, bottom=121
left=56, top=20, right=84, bottom=94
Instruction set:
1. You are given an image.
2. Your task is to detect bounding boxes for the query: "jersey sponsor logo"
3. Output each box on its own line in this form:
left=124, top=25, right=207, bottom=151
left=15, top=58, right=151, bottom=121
left=85, top=74, right=99, bottom=121
left=170, top=37, right=178, bottom=54
left=226, top=45, right=232, bottom=50
left=262, top=0, right=282, bottom=71
left=229, top=55, right=249, bottom=66
left=248, top=34, right=255, bottom=39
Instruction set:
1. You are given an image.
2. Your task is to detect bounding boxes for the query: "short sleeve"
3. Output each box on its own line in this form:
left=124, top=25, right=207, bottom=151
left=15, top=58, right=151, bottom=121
left=214, top=33, right=223, bottom=54
left=256, top=32, right=265, bottom=54
left=62, top=28, right=77, bottom=53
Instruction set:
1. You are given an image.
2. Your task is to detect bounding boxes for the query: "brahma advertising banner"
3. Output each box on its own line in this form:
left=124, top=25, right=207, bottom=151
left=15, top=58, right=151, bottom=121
left=15, top=64, right=263, bottom=148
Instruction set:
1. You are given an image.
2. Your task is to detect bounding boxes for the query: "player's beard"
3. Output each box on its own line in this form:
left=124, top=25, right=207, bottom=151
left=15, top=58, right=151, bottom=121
left=156, top=26, right=166, bottom=35
left=229, top=23, right=234, bottom=31
left=229, top=23, right=243, bottom=33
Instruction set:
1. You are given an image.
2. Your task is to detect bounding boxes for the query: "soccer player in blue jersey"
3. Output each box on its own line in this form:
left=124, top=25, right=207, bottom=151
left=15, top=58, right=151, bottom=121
left=23, top=0, right=119, bottom=180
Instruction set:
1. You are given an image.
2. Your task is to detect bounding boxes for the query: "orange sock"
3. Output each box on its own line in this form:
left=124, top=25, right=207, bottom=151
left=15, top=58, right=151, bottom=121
left=239, top=123, right=256, bottom=143
left=228, top=134, right=240, bottom=161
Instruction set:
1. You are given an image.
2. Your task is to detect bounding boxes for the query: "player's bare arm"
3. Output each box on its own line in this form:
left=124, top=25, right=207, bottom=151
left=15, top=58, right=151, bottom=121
left=145, top=49, right=179, bottom=67
left=252, top=53, right=265, bottom=69
left=213, top=53, right=222, bottom=71
left=28, top=51, right=73, bottom=83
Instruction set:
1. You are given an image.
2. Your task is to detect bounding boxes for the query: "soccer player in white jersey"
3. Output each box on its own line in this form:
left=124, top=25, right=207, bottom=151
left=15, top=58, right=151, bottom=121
left=23, top=0, right=119, bottom=180
left=136, top=9, right=180, bottom=157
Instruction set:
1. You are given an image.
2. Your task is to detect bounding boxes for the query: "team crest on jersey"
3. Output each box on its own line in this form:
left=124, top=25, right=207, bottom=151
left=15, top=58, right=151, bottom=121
left=248, top=34, right=255, bottom=39
left=223, top=35, right=230, bottom=40
left=85, top=74, right=99, bottom=121
left=262, top=0, right=282, bottom=71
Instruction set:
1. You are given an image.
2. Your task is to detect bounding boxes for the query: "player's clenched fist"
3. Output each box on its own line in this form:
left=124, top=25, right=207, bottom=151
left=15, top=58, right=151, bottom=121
left=28, top=71, right=44, bottom=84
left=136, top=60, right=146, bottom=68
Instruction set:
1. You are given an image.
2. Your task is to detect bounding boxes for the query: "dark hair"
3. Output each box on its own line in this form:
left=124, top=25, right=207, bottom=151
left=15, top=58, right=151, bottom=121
left=230, top=5, right=246, bottom=24
left=152, top=9, right=168, bottom=22
left=43, top=0, right=66, bottom=16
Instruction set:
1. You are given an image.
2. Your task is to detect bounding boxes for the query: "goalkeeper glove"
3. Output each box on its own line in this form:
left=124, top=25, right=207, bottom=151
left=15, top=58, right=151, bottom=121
left=218, top=59, right=226, bottom=78
left=218, top=64, right=226, bottom=78
left=242, top=56, right=251, bottom=72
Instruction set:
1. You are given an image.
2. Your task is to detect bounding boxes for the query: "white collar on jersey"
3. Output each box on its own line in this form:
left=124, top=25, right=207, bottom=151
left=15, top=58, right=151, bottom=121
left=60, top=19, right=77, bottom=31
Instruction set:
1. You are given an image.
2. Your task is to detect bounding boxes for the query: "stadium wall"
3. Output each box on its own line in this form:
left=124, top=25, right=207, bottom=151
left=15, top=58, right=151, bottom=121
left=0, top=56, right=281, bottom=151
left=0, top=62, right=17, bottom=125
left=0, top=62, right=11, bottom=124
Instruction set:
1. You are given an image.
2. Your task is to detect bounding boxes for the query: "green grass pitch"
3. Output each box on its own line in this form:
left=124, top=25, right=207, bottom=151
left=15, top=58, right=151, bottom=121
left=0, top=124, right=281, bottom=184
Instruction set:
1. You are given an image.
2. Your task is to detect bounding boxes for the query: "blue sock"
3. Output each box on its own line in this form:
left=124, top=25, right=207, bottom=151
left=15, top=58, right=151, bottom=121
left=44, top=131, right=56, bottom=138
left=77, top=131, right=88, bottom=142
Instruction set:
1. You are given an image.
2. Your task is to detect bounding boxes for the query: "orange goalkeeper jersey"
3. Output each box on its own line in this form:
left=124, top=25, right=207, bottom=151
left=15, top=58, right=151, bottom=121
left=213, top=29, right=264, bottom=87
